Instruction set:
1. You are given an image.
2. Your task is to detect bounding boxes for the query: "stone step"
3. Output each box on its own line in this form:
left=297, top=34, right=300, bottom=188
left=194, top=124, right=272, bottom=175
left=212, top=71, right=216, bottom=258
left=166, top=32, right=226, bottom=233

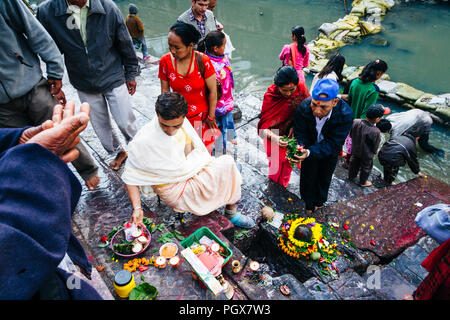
left=326, top=270, right=383, bottom=300
left=361, top=265, right=417, bottom=300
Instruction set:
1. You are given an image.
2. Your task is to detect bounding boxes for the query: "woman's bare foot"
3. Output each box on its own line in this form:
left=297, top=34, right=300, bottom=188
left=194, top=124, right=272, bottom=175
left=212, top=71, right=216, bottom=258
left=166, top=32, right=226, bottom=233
left=109, top=149, right=128, bottom=171
left=231, top=139, right=237, bottom=145
left=85, top=175, right=100, bottom=190
left=360, top=181, right=373, bottom=187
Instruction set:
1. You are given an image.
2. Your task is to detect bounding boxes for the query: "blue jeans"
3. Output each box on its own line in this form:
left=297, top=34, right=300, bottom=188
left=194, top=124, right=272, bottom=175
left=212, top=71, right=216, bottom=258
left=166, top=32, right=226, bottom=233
left=216, top=112, right=236, bottom=152
left=132, top=37, right=148, bottom=58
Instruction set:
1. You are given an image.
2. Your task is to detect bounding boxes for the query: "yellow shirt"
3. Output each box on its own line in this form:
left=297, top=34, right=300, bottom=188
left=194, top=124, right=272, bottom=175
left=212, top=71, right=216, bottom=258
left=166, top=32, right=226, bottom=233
left=66, top=0, right=90, bottom=45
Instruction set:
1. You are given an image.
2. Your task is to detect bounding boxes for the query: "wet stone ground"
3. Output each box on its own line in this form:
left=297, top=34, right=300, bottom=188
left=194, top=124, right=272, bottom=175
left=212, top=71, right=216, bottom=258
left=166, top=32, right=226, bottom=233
left=61, top=62, right=448, bottom=300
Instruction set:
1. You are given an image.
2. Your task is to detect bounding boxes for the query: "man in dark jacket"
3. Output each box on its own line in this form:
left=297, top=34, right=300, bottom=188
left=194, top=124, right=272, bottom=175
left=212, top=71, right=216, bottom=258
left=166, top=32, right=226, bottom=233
left=378, top=127, right=425, bottom=185
left=37, top=0, right=140, bottom=170
left=0, top=0, right=99, bottom=190
left=0, top=102, right=102, bottom=299
left=292, top=79, right=353, bottom=213
left=347, top=104, right=389, bottom=187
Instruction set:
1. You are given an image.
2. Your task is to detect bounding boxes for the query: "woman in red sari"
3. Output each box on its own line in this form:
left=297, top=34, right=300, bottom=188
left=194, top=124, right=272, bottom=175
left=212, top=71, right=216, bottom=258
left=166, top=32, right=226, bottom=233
left=258, top=66, right=310, bottom=187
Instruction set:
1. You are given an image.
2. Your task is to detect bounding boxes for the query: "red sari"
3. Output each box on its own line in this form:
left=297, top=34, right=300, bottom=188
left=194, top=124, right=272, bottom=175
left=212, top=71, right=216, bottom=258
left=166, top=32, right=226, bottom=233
left=257, top=82, right=310, bottom=187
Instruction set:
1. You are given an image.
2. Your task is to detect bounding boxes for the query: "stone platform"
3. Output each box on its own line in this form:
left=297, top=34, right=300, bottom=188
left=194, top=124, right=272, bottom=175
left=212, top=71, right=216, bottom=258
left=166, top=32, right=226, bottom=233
left=60, top=62, right=446, bottom=300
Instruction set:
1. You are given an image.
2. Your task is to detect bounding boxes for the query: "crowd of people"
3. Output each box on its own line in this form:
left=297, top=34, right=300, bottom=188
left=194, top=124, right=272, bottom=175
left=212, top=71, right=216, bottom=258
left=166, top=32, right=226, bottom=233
left=0, top=0, right=447, bottom=300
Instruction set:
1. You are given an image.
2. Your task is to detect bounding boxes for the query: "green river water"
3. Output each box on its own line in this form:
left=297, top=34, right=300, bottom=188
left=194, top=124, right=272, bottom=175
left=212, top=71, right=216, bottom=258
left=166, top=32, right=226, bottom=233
left=36, top=0, right=450, bottom=184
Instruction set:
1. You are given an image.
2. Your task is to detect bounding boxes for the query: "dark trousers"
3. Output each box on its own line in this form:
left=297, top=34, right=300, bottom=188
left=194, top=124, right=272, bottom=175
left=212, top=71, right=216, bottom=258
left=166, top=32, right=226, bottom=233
left=348, top=154, right=373, bottom=184
left=382, top=164, right=399, bottom=185
left=300, top=155, right=338, bottom=211
left=0, top=78, right=98, bottom=181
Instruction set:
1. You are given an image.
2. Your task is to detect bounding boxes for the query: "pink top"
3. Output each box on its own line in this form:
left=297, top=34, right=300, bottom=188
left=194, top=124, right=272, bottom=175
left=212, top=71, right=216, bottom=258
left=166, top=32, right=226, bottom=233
left=206, top=52, right=235, bottom=117
left=278, top=43, right=310, bottom=84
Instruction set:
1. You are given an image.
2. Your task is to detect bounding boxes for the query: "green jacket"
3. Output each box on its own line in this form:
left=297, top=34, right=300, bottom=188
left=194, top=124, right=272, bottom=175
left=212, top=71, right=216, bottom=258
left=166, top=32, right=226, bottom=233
left=348, top=78, right=379, bottom=119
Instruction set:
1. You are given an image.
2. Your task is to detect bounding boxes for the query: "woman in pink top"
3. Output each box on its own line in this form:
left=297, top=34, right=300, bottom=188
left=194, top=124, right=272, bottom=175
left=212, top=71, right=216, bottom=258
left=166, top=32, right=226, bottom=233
left=278, top=26, right=310, bottom=85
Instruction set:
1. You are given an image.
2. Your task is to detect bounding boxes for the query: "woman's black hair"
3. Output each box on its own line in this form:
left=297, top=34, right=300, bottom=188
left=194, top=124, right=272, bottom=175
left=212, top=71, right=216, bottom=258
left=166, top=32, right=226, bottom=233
left=291, top=25, right=306, bottom=56
left=318, top=53, right=346, bottom=82
left=169, top=21, right=202, bottom=47
left=155, top=92, right=188, bottom=120
left=274, top=66, right=299, bottom=87
left=197, top=30, right=226, bottom=54
left=359, top=59, right=388, bottom=83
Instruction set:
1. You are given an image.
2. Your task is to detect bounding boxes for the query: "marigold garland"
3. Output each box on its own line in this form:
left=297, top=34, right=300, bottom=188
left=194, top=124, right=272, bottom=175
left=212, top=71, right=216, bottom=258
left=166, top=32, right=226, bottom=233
left=278, top=215, right=340, bottom=276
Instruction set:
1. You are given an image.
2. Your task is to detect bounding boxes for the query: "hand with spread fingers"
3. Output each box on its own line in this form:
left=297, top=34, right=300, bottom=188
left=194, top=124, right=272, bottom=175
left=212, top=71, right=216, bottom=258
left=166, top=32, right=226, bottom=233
left=20, top=101, right=91, bottom=163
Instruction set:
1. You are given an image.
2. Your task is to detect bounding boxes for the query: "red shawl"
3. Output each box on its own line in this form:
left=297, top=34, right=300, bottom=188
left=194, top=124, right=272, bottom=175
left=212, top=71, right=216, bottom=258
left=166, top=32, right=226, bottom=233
left=413, top=238, right=450, bottom=300
left=257, top=83, right=310, bottom=136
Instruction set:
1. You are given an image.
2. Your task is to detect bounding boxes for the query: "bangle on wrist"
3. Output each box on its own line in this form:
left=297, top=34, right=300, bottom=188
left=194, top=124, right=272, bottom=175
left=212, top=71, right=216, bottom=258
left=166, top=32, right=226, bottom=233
left=133, top=207, right=142, bottom=211
left=207, top=115, right=215, bottom=121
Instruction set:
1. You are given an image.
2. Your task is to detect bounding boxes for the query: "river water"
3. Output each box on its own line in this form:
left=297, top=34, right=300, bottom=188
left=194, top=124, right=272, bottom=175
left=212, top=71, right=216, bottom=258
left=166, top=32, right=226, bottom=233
left=35, top=0, right=449, bottom=184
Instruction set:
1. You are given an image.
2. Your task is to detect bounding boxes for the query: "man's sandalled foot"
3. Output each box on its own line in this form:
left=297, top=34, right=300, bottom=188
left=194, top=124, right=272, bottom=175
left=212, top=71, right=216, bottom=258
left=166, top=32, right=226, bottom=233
left=85, top=175, right=100, bottom=190
left=109, top=149, right=127, bottom=171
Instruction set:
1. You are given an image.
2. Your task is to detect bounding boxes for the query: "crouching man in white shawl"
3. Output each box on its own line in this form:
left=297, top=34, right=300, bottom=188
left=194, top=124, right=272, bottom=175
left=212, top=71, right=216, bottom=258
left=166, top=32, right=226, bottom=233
left=121, top=92, right=255, bottom=228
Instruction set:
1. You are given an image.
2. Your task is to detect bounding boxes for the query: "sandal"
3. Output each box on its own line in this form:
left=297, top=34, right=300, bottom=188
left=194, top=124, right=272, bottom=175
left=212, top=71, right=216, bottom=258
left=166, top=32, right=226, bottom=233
left=226, top=211, right=255, bottom=229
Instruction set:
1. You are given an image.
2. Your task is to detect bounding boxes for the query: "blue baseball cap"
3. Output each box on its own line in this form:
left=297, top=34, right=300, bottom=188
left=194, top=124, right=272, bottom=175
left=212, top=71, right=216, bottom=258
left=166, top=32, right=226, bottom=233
left=312, top=78, right=340, bottom=101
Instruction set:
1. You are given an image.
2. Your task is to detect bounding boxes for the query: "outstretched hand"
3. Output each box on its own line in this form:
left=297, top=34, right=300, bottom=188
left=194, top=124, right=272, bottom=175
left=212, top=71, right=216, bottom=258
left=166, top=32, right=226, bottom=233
left=20, top=101, right=90, bottom=163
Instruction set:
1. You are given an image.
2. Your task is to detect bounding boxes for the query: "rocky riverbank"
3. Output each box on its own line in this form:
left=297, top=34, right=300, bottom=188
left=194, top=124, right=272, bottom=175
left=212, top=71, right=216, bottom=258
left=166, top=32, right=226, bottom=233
left=305, top=0, right=450, bottom=124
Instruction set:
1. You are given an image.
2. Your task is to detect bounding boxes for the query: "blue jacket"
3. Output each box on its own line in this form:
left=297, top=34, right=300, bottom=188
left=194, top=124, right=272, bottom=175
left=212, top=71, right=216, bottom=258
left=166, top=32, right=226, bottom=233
left=293, top=97, right=354, bottom=159
left=37, top=0, right=139, bottom=94
left=0, top=127, right=101, bottom=299
left=0, top=0, right=64, bottom=104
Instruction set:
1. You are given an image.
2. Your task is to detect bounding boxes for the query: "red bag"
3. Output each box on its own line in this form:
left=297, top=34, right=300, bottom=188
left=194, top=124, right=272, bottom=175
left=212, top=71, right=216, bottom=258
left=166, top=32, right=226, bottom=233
left=201, top=122, right=221, bottom=154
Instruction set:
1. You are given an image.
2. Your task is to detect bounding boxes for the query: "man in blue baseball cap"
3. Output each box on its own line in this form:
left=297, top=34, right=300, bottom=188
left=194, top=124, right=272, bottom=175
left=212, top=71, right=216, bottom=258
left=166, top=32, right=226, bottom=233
left=291, top=79, right=354, bottom=214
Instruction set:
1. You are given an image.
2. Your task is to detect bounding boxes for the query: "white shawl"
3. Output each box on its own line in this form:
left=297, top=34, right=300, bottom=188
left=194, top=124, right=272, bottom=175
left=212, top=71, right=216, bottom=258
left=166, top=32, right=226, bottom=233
left=121, top=117, right=213, bottom=193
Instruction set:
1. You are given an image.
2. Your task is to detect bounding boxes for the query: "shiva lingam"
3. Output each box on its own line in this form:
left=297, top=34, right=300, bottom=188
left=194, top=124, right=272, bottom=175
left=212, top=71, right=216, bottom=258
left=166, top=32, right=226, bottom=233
left=293, top=225, right=313, bottom=243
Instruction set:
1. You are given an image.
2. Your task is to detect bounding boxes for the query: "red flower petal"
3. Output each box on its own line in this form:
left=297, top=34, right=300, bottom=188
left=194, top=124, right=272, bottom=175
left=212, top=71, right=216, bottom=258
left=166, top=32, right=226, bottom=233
left=139, top=265, right=149, bottom=273
left=370, top=240, right=376, bottom=246
left=100, top=236, right=108, bottom=243
left=343, top=224, right=349, bottom=230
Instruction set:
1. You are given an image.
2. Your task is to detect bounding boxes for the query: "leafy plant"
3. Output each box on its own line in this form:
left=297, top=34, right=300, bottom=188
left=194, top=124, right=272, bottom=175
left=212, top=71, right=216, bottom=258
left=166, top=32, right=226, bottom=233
left=233, top=229, right=251, bottom=240
left=129, top=282, right=158, bottom=300
left=157, top=230, right=185, bottom=243
left=280, top=136, right=305, bottom=167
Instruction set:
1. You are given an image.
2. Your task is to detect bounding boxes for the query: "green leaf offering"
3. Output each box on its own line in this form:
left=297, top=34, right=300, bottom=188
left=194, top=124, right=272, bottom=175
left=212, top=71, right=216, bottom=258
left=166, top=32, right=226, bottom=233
left=280, top=136, right=305, bottom=167
left=129, top=282, right=158, bottom=300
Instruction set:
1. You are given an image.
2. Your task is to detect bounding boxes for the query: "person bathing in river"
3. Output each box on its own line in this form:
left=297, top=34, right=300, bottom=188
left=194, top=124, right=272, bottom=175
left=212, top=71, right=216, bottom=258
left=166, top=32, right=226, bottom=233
left=378, top=126, right=426, bottom=186
left=278, top=26, right=310, bottom=85
left=198, top=31, right=237, bottom=154
left=122, top=92, right=255, bottom=229
left=258, top=66, right=310, bottom=188
left=385, top=108, right=444, bottom=157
